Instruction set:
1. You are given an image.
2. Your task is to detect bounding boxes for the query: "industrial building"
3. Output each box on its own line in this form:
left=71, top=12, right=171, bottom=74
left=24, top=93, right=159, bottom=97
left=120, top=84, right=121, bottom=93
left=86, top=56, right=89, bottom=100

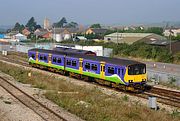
left=104, top=33, right=166, bottom=44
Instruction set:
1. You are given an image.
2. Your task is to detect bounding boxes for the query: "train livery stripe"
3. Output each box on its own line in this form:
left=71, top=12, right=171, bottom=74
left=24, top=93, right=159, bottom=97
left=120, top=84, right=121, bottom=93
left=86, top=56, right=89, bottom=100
left=29, top=59, right=126, bottom=85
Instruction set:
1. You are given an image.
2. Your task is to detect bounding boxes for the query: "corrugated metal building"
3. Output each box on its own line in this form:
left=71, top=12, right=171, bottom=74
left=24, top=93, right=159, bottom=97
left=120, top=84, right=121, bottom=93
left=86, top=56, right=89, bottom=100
left=104, top=33, right=166, bottom=44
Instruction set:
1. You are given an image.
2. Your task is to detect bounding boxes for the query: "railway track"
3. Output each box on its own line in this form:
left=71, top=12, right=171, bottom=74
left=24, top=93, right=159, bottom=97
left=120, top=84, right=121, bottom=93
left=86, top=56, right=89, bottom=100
left=0, top=53, right=180, bottom=108
left=143, top=87, right=180, bottom=108
left=0, top=76, right=67, bottom=121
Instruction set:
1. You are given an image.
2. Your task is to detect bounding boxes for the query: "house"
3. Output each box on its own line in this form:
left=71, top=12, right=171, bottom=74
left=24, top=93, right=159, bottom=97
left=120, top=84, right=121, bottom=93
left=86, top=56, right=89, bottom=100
left=6, top=31, right=19, bottom=39
left=22, top=28, right=31, bottom=36
left=14, top=33, right=27, bottom=41
left=145, top=39, right=180, bottom=54
left=104, top=33, right=166, bottom=44
left=163, top=28, right=180, bottom=37
left=85, top=28, right=107, bottom=35
left=34, top=28, right=52, bottom=39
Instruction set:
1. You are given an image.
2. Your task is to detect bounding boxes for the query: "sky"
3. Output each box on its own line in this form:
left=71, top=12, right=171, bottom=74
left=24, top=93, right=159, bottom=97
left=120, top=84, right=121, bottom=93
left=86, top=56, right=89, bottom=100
left=0, top=0, right=180, bottom=26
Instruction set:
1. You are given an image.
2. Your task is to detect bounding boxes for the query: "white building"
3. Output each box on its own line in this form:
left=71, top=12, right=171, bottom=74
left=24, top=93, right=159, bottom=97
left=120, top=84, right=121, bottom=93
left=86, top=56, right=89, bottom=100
left=14, top=33, right=27, bottom=41
left=163, top=28, right=180, bottom=37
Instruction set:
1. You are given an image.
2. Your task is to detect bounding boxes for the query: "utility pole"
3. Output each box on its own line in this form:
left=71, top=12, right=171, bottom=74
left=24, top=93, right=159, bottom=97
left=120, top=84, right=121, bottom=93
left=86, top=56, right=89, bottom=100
left=169, top=26, right=173, bottom=54
left=53, top=27, right=56, bottom=47
left=116, top=28, right=118, bottom=43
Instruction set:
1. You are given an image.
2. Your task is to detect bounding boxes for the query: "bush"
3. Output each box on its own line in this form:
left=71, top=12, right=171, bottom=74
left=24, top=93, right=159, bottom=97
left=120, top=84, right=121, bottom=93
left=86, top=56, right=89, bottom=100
left=173, top=52, right=180, bottom=63
left=60, top=41, right=176, bottom=63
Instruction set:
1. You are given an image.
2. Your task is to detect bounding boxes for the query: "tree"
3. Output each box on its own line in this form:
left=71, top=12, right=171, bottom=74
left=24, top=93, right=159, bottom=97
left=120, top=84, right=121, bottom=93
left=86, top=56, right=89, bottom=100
left=65, top=22, right=78, bottom=28
left=13, top=22, right=21, bottom=31
left=12, top=22, right=25, bottom=32
left=53, top=17, right=67, bottom=28
left=35, top=24, right=42, bottom=29
left=172, top=35, right=180, bottom=41
left=26, top=17, right=37, bottom=31
left=145, top=27, right=163, bottom=35
left=90, top=24, right=101, bottom=28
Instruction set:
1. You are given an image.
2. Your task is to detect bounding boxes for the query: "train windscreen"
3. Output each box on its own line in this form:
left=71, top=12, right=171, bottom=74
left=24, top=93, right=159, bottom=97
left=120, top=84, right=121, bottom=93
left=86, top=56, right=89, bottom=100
left=128, top=64, right=146, bottom=75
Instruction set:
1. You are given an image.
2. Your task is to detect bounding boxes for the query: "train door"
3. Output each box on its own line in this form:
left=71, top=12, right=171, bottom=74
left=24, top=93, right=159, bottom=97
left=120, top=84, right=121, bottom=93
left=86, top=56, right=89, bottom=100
left=117, top=67, right=124, bottom=78
left=48, top=54, right=52, bottom=66
left=36, top=51, right=38, bottom=63
left=100, top=62, right=105, bottom=79
left=79, top=58, right=83, bottom=74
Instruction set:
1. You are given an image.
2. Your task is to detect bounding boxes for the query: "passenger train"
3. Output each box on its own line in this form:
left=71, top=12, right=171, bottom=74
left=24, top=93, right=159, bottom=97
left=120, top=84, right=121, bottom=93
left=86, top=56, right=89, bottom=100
left=28, top=48, right=147, bottom=91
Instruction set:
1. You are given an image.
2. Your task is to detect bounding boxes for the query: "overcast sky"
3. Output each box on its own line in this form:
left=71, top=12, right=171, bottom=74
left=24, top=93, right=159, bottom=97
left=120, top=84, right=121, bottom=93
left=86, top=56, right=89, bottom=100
left=0, top=0, right=180, bottom=26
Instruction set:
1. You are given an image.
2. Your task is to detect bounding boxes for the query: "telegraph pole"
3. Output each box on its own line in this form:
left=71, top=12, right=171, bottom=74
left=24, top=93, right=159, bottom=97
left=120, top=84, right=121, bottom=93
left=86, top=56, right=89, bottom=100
left=169, top=26, right=173, bottom=54
left=116, top=28, right=118, bottom=43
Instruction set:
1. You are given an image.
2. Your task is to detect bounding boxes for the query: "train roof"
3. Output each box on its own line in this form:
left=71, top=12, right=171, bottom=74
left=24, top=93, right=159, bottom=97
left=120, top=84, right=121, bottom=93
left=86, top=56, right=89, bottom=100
left=28, top=48, right=144, bottom=66
left=53, top=47, right=96, bottom=55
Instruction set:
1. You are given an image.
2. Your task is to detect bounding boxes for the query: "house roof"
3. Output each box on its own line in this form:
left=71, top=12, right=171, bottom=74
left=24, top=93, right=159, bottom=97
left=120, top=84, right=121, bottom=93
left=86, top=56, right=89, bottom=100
left=145, top=39, right=178, bottom=46
left=105, top=33, right=152, bottom=38
left=6, top=31, right=19, bottom=36
left=15, top=33, right=25, bottom=37
left=105, top=33, right=167, bottom=44
left=35, top=31, right=49, bottom=36
left=90, top=28, right=108, bottom=34
left=52, top=28, right=79, bottom=34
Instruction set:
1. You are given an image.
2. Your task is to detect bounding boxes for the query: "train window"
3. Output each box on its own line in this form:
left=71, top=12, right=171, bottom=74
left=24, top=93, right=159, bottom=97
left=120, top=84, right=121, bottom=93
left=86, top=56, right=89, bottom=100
left=31, top=54, right=35, bottom=58
left=118, top=69, right=120, bottom=75
left=57, top=58, right=61, bottom=63
left=44, top=56, right=47, bottom=61
left=128, top=64, right=146, bottom=75
left=121, top=69, right=124, bottom=75
left=66, top=60, right=71, bottom=65
left=72, top=60, right=77, bottom=66
left=85, top=62, right=90, bottom=69
left=108, top=67, right=114, bottom=74
left=40, top=55, right=43, bottom=60
left=92, top=64, right=97, bottom=71
left=53, top=57, right=57, bottom=62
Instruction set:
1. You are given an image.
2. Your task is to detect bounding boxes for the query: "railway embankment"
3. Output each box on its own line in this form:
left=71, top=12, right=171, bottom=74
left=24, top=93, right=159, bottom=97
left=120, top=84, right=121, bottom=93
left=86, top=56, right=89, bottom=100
left=0, top=60, right=179, bottom=121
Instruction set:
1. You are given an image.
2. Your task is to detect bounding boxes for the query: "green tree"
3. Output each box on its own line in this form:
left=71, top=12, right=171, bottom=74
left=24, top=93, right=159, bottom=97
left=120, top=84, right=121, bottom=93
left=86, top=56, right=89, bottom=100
left=12, top=22, right=25, bottom=32
left=53, top=17, right=67, bottom=28
left=90, top=24, right=101, bottom=28
left=13, top=22, right=21, bottom=31
left=26, top=17, right=37, bottom=31
left=172, top=35, right=180, bottom=41
left=65, top=21, right=78, bottom=28
left=145, top=27, right=163, bottom=35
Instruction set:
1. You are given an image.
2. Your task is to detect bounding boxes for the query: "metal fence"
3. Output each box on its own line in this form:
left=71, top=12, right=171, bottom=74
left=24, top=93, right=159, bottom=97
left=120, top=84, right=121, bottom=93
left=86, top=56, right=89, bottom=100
left=0, top=45, right=16, bottom=51
left=147, top=69, right=180, bottom=86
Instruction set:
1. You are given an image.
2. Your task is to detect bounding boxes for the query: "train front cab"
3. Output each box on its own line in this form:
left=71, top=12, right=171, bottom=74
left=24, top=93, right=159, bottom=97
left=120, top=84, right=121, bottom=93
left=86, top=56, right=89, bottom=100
left=124, top=64, right=147, bottom=90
